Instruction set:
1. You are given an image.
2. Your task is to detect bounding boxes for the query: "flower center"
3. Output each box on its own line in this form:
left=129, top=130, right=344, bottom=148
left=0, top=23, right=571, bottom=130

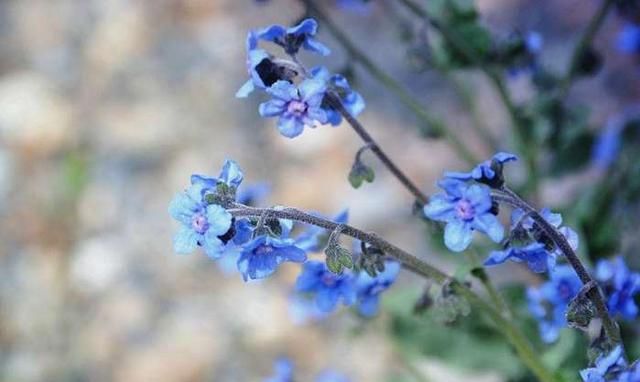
left=287, top=100, right=307, bottom=116
left=255, top=244, right=274, bottom=256
left=321, top=273, right=337, bottom=287
left=191, top=213, right=209, bottom=234
left=455, top=199, right=475, bottom=221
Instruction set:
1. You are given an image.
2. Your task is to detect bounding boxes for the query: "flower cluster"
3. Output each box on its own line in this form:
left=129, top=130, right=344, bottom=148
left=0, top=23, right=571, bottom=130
left=423, top=153, right=515, bottom=252
left=169, top=160, right=400, bottom=316
left=237, top=18, right=365, bottom=138
left=264, top=357, right=351, bottom=382
left=580, top=346, right=640, bottom=382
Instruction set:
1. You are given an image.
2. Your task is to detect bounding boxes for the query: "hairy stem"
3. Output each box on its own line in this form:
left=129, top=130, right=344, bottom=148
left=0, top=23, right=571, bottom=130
left=301, top=0, right=478, bottom=165
left=492, top=188, right=622, bottom=346
left=558, top=0, right=616, bottom=98
left=229, top=204, right=557, bottom=382
left=327, top=93, right=429, bottom=205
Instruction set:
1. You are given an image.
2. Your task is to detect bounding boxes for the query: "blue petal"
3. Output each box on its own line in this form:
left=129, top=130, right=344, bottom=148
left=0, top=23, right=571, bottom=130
left=444, top=220, right=473, bottom=252
left=219, top=159, right=244, bottom=188
left=357, top=295, right=380, bottom=317
left=235, top=79, right=255, bottom=98
left=303, top=37, right=331, bottom=56
left=423, top=194, right=455, bottom=222
left=484, top=249, right=513, bottom=267
left=437, top=178, right=466, bottom=198
left=540, top=208, right=562, bottom=228
left=316, top=287, right=339, bottom=312
left=266, top=80, right=298, bottom=101
left=259, top=99, right=287, bottom=117
left=493, top=152, right=518, bottom=163
left=274, top=244, right=307, bottom=263
left=287, top=18, right=318, bottom=36
left=202, top=230, right=224, bottom=259
left=168, top=192, right=198, bottom=225
left=278, top=116, right=305, bottom=138
left=306, top=106, right=328, bottom=125
left=173, top=226, right=199, bottom=254
left=472, top=213, right=504, bottom=243
left=559, top=226, right=579, bottom=251
left=256, top=24, right=286, bottom=42
left=444, top=171, right=474, bottom=181
left=464, top=184, right=492, bottom=213
left=298, top=79, right=326, bottom=102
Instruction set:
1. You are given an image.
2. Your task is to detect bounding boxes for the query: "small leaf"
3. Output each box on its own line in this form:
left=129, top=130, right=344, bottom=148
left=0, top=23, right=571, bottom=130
left=337, top=247, right=354, bottom=269
left=348, top=161, right=375, bottom=189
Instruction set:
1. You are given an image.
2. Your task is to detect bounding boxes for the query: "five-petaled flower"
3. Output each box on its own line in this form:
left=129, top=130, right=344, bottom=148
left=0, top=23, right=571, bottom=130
left=295, top=261, right=357, bottom=312
left=238, top=235, right=307, bottom=281
left=259, top=79, right=328, bottom=138
left=527, top=265, right=582, bottom=343
left=596, top=257, right=640, bottom=320
left=424, top=180, right=504, bottom=252
left=355, top=261, right=400, bottom=317
left=256, top=18, right=330, bottom=56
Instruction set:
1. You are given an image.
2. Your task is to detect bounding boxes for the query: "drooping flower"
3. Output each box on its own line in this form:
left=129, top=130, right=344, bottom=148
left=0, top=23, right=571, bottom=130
left=355, top=261, right=400, bottom=317
left=617, top=23, right=640, bottom=55
left=310, top=66, right=365, bottom=126
left=190, top=159, right=244, bottom=198
left=444, top=152, right=517, bottom=188
left=255, top=18, right=330, bottom=56
left=596, top=257, right=640, bottom=320
left=295, top=209, right=349, bottom=252
left=168, top=182, right=233, bottom=259
left=237, top=235, right=306, bottom=281
left=527, top=265, right=582, bottom=343
left=580, top=346, right=627, bottom=382
left=259, top=79, right=328, bottom=138
left=265, top=357, right=294, bottom=382
left=295, top=261, right=357, bottom=312
left=485, top=242, right=554, bottom=273
left=424, top=180, right=504, bottom=252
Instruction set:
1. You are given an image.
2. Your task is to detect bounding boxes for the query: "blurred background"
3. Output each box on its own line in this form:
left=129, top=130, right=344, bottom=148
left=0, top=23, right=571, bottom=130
left=1, top=0, right=639, bottom=381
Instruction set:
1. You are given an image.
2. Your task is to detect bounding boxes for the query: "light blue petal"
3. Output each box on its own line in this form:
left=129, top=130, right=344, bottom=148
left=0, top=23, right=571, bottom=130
left=303, top=38, right=331, bottom=56
left=465, top=184, right=492, bottom=212
left=256, top=24, right=286, bottom=42
left=306, top=106, right=328, bottom=124
left=219, top=159, right=244, bottom=188
left=278, top=116, right=305, bottom=138
left=206, top=204, right=232, bottom=236
left=444, top=220, right=473, bottom=252
left=484, top=249, right=513, bottom=266
left=259, top=99, right=286, bottom=117
left=423, top=194, right=455, bottom=222
left=173, top=226, right=199, bottom=254
left=310, top=66, right=330, bottom=81
left=540, top=208, right=562, bottom=228
left=559, top=226, right=579, bottom=251
left=472, top=213, right=504, bottom=243
left=357, top=295, right=380, bottom=317
left=299, top=79, right=327, bottom=101
left=202, top=231, right=224, bottom=259
left=235, top=79, right=255, bottom=98
left=493, top=152, right=518, bottom=163
left=168, top=192, right=198, bottom=225
left=287, top=18, right=317, bottom=36
left=266, top=80, right=298, bottom=101
left=316, top=287, right=339, bottom=312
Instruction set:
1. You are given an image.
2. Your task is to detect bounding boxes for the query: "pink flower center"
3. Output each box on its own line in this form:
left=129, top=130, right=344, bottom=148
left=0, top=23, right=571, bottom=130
left=455, top=199, right=475, bottom=221
left=321, top=273, right=337, bottom=286
left=287, top=100, right=307, bottom=116
left=191, top=214, right=209, bottom=234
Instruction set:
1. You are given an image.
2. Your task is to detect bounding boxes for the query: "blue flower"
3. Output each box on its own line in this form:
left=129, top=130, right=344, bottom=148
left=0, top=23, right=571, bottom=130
left=444, top=152, right=517, bottom=187
left=527, top=265, right=582, bottom=343
left=236, top=32, right=288, bottom=98
left=316, top=370, right=351, bottom=382
left=580, top=346, right=627, bottom=382
left=265, top=357, right=294, bottom=382
left=295, top=261, right=357, bottom=312
left=596, top=257, right=640, bottom=320
left=592, top=115, right=624, bottom=170
left=256, top=18, right=330, bottom=56
left=424, top=181, right=504, bottom=252
left=617, top=23, right=640, bottom=54
left=485, top=242, right=554, bottom=273
left=295, top=210, right=349, bottom=251
left=512, top=207, right=579, bottom=256
left=310, top=66, right=365, bottom=126
left=259, top=79, right=328, bottom=138
left=237, top=235, right=307, bottom=281
left=355, top=261, right=400, bottom=317
left=190, top=159, right=244, bottom=195
left=168, top=183, right=233, bottom=258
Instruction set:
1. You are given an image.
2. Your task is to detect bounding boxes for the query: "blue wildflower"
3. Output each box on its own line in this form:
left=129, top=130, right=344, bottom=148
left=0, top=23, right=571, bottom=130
left=295, top=210, right=349, bottom=251
left=190, top=159, right=244, bottom=196
left=310, top=66, right=365, bottom=126
left=259, top=79, right=328, bottom=138
left=596, top=257, right=640, bottom=320
left=256, top=18, right=330, bottom=56
left=527, top=265, right=582, bottom=343
left=316, top=370, right=351, bottom=382
left=355, top=261, right=400, bottom=317
left=618, top=23, right=640, bottom=54
left=445, top=152, right=517, bottom=187
left=485, top=242, right=554, bottom=273
left=424, top=180, right=504, bottom=252
left=295, top=261, right=357, bottom=312
left=580, top=346, right=627, bottom=382
left=237, top=235, right=306, bottom=281
left=168, top=181, right=234, bottom=258
left=512, top=207, right=579, bottom=256
left=592, top=114, right=625, bottom=170
left=265, top=357, right=294, bottom=382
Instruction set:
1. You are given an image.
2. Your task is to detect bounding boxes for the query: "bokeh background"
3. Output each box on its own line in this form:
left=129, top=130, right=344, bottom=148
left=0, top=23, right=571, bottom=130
left=1, top=0, right=639, bottom=381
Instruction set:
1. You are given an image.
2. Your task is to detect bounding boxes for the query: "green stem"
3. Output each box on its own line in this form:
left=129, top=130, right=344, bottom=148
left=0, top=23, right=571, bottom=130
left=230, top=204, right=557, bottom=382
left=558, top=0, right=616, bottom=98
left=301, top=0, right=478, bottom=165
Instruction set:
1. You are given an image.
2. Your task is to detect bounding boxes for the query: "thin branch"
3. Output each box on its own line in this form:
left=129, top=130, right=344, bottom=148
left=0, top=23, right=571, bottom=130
left=492, top=188, right=622, bottom=346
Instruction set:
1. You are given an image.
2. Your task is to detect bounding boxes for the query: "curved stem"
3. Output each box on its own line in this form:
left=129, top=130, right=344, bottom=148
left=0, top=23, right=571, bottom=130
left=492, top=188, right=622, bottom=346
left=327, top=93, right=430, bottom=205
left=301, top=0, right=478, bottom=165
left=558, top=0, right=616, bottom=98
left=229, top=203, right=557, bottom=382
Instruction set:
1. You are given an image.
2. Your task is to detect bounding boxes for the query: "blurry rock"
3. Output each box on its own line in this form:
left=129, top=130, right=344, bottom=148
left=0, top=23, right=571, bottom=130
left=70, top=236, right=127, bottom=294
